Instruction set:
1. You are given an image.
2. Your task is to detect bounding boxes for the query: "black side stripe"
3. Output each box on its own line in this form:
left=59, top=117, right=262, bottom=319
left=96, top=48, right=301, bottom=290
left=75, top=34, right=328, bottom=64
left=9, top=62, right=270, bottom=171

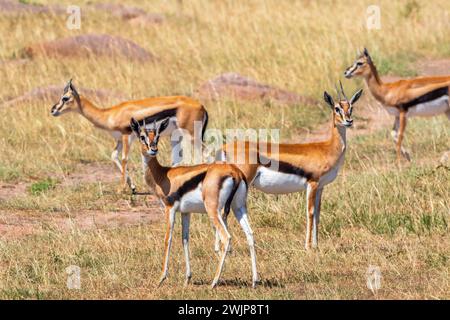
left=260, top=156, right=314, bottom=180
left=125, top=108, right=177, bottom=132
left=400, top=86, right=449, bottom=110
left=165, top=171, right=207, bottom=206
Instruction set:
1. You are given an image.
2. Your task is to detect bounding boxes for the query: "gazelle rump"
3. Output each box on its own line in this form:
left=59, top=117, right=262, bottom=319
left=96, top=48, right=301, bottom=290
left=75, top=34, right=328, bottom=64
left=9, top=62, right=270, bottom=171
left=130, top=117, right=259, bottom=288
left=344, top=48, right=450, bottom=163
left=216, top=83, right=363, bottom=250
left=51, top=79, right=209, bottom=193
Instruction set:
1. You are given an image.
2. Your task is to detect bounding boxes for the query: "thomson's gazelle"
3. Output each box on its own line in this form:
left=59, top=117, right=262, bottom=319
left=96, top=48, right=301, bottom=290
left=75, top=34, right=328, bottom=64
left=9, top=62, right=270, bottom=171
left=130, top=117, right=259, bottom=288
left=51, top=79, right=209, bottom=193
left=217, top=83, right=363, bottom=250
left=345, top=48, right=450, bottom=163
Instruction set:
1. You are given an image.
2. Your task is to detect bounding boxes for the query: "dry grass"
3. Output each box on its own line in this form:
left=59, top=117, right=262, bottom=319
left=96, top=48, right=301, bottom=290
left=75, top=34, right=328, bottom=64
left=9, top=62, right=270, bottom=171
left=0, top=0, right=449, bottom=299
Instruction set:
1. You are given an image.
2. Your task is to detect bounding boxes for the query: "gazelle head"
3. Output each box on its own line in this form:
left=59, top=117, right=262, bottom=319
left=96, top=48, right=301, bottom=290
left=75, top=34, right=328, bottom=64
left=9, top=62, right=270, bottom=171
left=344, top=48, right=373, bottom=79
left=130, top=117, right=170, bottom=157
left=323, top=81, right=363, bottom=128
left=51, top=79, right=79, bottom=116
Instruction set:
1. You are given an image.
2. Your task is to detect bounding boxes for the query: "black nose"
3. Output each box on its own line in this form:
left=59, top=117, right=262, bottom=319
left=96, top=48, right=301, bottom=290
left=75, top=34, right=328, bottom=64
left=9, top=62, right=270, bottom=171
left=51, top=105, right=57, bottom=113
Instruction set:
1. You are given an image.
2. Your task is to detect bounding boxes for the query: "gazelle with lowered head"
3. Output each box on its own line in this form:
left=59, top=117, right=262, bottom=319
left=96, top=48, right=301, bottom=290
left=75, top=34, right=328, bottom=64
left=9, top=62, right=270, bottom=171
left=216, top=83, right=363, bottom=250
left=51, top=79, right=209, bottom=193
left=130, top=117, right=259, bottom=288
left=344, top=48, right=450, bottom=164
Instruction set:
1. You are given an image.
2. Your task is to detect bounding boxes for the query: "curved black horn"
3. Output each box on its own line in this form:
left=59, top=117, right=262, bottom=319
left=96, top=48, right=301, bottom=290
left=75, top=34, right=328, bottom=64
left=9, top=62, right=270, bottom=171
left=339, top=80, right=348, bottom=102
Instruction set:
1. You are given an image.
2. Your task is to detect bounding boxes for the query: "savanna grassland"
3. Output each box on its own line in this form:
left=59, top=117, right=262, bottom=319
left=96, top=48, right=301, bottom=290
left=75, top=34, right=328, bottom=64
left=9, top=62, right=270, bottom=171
left=0, top=0, right=449, bottom=299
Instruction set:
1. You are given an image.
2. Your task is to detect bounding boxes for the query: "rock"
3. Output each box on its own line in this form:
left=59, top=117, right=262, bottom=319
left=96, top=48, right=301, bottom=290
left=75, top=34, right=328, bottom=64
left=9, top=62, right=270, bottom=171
left=128, top=13, right=164, bottom=26
left=92, top=3, right=164, bottom=25
left=196, top=72, right=318, bottom=105
left=0, top=0, right=65, bottom=15
left=21, top=34, right=155, bottom=62
left=92, top=3, right=146, bottom=19
left=0, top=84, right=127, bottom=108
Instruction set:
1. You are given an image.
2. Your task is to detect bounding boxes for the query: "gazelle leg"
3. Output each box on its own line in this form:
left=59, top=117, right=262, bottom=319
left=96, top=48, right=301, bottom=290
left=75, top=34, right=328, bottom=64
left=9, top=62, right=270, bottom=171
left=305, top=182, right=318, bottom=250
left=181, top=212, right=192, bottom=286
left=158, top=205, right=176, bottom=287
left=391, top=115, right=399, bottom=141
left=208, top=208, right=231, bottom=289
left=312, top=187, right=323, bottom=248
left=111, top=139, right=123, bottom=174
left=171, top=134, right=183, bottom=166
left=215, top=207, right=232, bottom=253
left=233, top=205, right=259, bottom=288
left=396, top=110, right=410, bottom=164
left=120, top=134, right=136, bottom=193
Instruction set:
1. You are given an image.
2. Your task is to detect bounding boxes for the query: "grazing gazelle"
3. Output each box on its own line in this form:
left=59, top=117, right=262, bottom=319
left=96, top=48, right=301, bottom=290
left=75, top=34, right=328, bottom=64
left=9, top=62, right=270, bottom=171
left=344, top=48, right=450, bottom=163
left=216, top=83, right=363, bottom=250
left=51, top=79, right=209, bottom=193
left=130, top=117, right=259, bottom=288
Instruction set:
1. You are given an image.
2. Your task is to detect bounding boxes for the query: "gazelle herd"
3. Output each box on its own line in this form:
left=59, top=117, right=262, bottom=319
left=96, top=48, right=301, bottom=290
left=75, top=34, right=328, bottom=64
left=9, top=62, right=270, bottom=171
left=51, top=48, right=449, bottom=288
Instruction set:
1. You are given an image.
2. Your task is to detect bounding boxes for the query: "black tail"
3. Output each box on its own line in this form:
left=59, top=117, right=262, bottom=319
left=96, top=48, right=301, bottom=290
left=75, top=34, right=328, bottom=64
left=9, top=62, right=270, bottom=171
left=201, top=109, right=209, bottom=142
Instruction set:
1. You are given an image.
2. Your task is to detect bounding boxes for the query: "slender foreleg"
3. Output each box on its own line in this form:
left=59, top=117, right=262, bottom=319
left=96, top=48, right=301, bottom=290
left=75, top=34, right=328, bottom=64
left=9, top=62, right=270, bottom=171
left=181, top=212, right=192, bottom=286
left=121, top=134, right=136, bottom=193
left=396, top=110, right=410, bottom=164
left=312, top=187, right=323, bottom=249
left=305, top=182, right=318, bottom=250
left=158, top=205, right=176, bottom=287
left=111, top=140, right=123, bottom=173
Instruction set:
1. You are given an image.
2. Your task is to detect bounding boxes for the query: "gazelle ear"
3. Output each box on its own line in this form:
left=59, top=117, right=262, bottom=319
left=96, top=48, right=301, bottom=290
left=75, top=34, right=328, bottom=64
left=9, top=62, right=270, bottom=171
left=323, top=91, right=334, bottom=108
left=130, top=118, right=140, bottom=136
left=350, top=89, right=363, bottom=105
left=158, top=117, right=170, bottom=135
left=363, top=47, right=370, bottom=57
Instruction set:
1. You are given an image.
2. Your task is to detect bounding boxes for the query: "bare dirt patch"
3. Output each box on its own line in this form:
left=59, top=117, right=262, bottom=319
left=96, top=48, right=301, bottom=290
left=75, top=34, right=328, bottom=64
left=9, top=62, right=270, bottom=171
left=417, top=58, right=450, bottom=76
left=0, top=199, right=162, bottom=240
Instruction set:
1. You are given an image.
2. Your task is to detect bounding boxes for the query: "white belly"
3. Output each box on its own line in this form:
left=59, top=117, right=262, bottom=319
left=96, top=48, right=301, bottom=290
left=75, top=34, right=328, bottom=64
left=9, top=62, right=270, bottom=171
left=385, top=96, right=449, bottom=117
left=252, top=166, right=307, bottom=194
left=407, top=95, right=449, bottom=117
left=179, top=184, right=206, bottom=213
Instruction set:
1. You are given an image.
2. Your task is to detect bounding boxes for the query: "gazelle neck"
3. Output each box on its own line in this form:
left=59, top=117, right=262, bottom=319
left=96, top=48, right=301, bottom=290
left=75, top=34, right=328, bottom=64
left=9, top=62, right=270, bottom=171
left=143, top=154, right=170, bottom=195
left=76, top=96, right=108, bottom=129
left=364, top=63, right=386, bottom=103
left=330, top=115, right=347, bottom=155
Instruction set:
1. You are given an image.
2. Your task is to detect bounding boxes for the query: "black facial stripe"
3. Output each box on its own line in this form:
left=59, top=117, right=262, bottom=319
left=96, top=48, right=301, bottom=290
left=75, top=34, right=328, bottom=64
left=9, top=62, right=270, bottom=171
left=165, top=171, right=207, bottom=205
left=400, top=87, right=449, bottom=110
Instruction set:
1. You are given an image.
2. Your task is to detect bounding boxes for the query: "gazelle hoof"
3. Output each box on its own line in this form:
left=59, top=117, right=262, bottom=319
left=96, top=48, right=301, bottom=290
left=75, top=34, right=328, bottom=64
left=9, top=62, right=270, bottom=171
left=184, top=277, right=192, bottom=287
left=158, top=276, right=167, bottom=287
left=211, top=279, right=219, bottom=289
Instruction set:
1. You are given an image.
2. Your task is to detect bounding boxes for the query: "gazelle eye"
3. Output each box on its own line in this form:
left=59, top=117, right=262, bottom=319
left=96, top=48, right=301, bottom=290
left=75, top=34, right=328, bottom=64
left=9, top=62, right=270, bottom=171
left=335, top=107, right=341, bottom=113
left=140, top=136, right=146, bottom=142
left=62, top=97, right=69, bottom=102
left=356, top=62, right=363, bottom=66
